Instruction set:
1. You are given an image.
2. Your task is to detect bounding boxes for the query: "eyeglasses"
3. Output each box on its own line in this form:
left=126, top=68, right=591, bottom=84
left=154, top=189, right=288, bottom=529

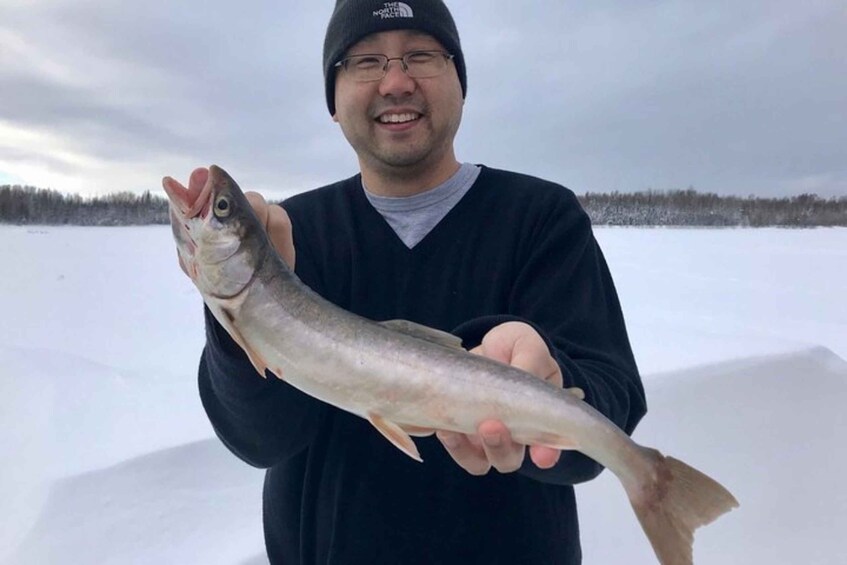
left=334, top=50, right=455, bottom=82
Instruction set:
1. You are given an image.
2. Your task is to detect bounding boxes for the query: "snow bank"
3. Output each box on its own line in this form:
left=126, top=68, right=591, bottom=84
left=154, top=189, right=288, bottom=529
left=7, top=439, right=264, bottom=565
left=0, top=348, right=54, bottom=562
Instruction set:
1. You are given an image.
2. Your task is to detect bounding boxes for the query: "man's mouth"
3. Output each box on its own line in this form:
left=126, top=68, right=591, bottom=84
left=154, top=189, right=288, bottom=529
left=377, top=112, right=421, bottom=124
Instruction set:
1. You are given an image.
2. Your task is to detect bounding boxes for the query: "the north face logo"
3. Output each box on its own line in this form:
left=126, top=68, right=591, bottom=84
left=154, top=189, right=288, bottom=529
left=374, top=2, right=414, bottom=19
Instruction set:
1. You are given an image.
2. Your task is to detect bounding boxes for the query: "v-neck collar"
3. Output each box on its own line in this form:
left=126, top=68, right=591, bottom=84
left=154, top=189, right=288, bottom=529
left=353, top=165, right=489, bottom=255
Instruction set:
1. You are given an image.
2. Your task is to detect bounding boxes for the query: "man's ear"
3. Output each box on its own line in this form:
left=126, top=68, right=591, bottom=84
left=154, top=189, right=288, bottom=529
left=332, top=113, right=339, bottom=123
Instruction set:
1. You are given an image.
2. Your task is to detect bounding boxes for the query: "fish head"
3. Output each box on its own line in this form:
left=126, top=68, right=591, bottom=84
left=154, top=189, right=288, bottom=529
left=162, top=165, right=267, bottom=298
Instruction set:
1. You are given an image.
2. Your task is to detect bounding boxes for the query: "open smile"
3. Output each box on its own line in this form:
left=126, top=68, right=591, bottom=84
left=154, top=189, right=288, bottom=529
left=377, top=112, right=421, bottom=124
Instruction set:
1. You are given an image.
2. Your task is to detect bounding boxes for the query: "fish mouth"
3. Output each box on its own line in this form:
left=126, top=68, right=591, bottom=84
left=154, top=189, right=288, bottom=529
left=162, top=167, right=215, bottom=221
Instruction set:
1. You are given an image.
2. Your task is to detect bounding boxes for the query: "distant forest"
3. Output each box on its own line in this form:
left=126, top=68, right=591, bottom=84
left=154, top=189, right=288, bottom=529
left=1, top=184, right=846, bottom=227
left=1, top=186, right=169, bottom=226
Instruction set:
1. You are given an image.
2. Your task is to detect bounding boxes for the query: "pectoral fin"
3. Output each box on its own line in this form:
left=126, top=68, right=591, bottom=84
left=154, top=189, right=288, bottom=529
left=211, top=303, right=272, bottom=379
left=243, top=348, right=271, bottom=379
left=367, top=413, right=423, bottom=462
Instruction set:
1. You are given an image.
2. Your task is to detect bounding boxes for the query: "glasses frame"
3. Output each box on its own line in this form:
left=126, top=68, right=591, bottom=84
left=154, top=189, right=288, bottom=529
left=334, top=50, right=455, bottom=82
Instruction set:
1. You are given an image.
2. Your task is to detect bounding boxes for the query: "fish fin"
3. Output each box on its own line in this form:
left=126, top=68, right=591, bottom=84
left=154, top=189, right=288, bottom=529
left=566, top=386, right=585, bottom=400
left=399, top=424, right=436, bottom=437
left=625, top=447, right=739, bottom=565
left=367, top=413, right=423, bottom=462
left=535, top=433, right=581, bottom=451
left=240, top=342, right=270, bottom=379
left=210, top=303, right=271, bottom=378
left=379, top=319, right=464, bottom=350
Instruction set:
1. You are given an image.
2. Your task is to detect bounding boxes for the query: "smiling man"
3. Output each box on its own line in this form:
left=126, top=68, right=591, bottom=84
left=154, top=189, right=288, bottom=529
left=192, top=1, right=646, bottom=563
left=330, top=28, right=464, bottom=197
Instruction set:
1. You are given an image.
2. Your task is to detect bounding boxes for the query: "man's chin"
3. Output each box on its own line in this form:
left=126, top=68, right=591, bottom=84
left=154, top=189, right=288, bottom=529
left=372, top=147, right=431, bottom=170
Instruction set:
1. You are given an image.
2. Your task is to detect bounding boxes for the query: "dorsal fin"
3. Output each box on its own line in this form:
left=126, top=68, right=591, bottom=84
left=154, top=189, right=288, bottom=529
left=379, top=319, right=464, bottom=350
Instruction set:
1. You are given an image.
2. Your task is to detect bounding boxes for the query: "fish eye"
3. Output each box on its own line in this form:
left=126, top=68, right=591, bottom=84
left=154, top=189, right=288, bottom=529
left=214, top=195, right=231, bottom=218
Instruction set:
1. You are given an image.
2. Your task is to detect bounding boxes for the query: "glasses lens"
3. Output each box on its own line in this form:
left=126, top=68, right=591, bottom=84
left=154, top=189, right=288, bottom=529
left=340, top=52, right=450, bottom=82
left=403, top=51, right=448, bottom=78
left=344, top=55, right=388, bottom=81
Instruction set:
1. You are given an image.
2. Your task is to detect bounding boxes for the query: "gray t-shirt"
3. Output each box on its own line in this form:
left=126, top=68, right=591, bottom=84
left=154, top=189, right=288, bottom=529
left=363, top=163, right=481, bottom=248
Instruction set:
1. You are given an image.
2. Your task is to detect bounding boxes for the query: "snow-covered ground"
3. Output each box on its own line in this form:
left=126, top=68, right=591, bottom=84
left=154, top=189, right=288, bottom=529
left=1, top=225, right=845, bottom=564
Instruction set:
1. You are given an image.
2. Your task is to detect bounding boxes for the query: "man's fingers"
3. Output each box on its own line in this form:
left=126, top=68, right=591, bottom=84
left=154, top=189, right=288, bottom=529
left=471, top=323, right=563, bottom=388
left=437, top=421, right=528, bottom=476
left=244, top=192, right=295, bottom=269
left=188, top=167, right=209, bottom=201
left=463, top=324, right=567, bottom=474
left=436, top=431, right=491, bottom=476
left=438, top=428, right=561, bottom=475
left=529, top=445, right=561, bottom=469
left=477, top=420, right=525, bottom=474
left=245, top=191, right=270, bottom=228
left=468, top=338, right=510, bottom=364
left=267, top=204, right=295, bottom=268
left=510, top=339, right=563, bottom=387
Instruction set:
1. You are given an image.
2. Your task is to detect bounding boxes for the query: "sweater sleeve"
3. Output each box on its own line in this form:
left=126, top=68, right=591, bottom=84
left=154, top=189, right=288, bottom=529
left=452, top=190, right=646, bottom=486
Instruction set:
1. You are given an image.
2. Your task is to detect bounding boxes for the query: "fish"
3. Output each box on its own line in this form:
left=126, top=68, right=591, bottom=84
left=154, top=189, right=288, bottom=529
left=162, top=165, right=738, bottom=565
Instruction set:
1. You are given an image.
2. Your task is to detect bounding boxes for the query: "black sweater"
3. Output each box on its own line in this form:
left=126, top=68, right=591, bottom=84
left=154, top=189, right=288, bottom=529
left=198, top=166, right=646, bottom=564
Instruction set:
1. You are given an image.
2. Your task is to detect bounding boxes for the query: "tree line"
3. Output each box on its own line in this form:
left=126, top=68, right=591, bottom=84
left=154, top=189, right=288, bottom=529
left=580, top=188, right=847, bottom=227
left=0, top=185, right=169, bottom=225
left=1, top=184, right=845, bottom=227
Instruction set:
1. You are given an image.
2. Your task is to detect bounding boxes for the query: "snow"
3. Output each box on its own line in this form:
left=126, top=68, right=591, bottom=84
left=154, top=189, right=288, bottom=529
left=1, top=225, right=845, bottom=564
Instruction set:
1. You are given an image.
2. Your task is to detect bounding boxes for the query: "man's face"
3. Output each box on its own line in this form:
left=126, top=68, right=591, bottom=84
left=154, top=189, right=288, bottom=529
left=333, top=30, right=464, bottom=176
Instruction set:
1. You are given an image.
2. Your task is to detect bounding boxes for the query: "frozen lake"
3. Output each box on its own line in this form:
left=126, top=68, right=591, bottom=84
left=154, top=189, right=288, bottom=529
left=1, top=225, right=845, bottom=564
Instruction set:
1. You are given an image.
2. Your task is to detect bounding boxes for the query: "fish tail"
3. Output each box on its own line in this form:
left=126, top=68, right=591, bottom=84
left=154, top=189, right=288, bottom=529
left=623, top=446, right=739, bottom=565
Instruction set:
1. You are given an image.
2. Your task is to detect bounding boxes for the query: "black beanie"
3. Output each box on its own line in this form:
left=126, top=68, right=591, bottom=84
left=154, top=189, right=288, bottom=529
left=322, top=0, right=467, bottom=116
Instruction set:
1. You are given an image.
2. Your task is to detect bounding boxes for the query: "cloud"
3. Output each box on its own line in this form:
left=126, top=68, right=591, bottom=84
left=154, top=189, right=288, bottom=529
left=0, top=0, right=348, bottom=198
left=455, top=0, right=847, bottom=195
left=1, top=0, right=845, bottom=198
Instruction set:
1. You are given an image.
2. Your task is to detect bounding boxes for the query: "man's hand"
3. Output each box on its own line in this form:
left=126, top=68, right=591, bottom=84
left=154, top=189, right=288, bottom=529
left=173, top=167, right=295, bottom=277
left=436, top=322, right=564, bottom=475
left=243, top=191, right=296, bottom=269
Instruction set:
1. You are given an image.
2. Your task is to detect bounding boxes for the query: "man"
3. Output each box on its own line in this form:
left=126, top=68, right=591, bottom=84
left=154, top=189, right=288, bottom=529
left=191, top=1, right=646, bottom=563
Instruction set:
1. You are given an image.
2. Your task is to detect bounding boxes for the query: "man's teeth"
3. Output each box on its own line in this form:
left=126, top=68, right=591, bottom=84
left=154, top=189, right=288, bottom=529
left=379, top=113, right=420, bottom=124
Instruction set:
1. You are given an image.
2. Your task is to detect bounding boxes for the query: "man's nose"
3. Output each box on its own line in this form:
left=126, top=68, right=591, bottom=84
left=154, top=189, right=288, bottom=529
left=379, top=59, right=416, bottom=98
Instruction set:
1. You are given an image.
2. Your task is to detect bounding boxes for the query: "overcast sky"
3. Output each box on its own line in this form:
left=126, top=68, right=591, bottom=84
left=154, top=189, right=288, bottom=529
left=1, top=0, right=845, bottom=200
